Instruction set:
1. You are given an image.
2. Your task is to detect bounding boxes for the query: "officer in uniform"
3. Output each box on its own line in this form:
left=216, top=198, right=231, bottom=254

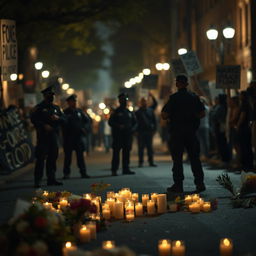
left=30, top=86, right=65, bottom=188
left=161, top=75, right=206, bottom=193
left=62, top=94, right=90, bottom=179
left=109, top=93, right=137, bottom=176
left=135, top=93, right=157, bottom=167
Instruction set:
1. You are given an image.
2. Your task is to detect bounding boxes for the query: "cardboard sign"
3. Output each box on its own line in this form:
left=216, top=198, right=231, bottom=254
left=180, top=51, right=202, bottom=76
left=0, top=107, right=34, bottom=172
left=216, top=65, right=241, bottom=89
left=142, top=74, right=158, bottom=89
left=171, top=59, right=187, bottom=76
left=0, top=19, right=17, bottom=81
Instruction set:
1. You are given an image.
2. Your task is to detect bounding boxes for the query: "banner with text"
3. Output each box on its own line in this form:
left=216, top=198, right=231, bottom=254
left=0, top=108, right=34, bottom=173
left=171, top=59, right=187, bottom=76
left=216, top=65, right=241, bottom=89
left=180, top=51, right=202, bottom=77
left=142, top=74, right=158, bottom=89
left=0, top=19, right=17, bottom=81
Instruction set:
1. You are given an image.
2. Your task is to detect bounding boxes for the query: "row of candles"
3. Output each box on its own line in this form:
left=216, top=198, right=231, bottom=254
left=63, top=238, right=233, bottom=256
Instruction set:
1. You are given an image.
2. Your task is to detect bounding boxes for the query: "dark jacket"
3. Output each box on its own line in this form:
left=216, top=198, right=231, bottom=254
left=135, top=107, right=157, bottom=132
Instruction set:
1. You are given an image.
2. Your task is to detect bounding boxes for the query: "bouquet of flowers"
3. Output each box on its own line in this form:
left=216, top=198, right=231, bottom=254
left=0, top=203, right=72, bottom=256
left=216, top=172, right=256, bottom=208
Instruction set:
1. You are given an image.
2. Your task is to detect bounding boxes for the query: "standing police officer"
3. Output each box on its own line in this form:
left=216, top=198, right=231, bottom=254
left=62, top=94, right=90, bottom=179
left=30, top=86, right=65, bottom=188
left=161, top=75, right=206, bottom=193
left=135, top=93, right=157, bottom=167
left=109, top=93, right=137, bottom=176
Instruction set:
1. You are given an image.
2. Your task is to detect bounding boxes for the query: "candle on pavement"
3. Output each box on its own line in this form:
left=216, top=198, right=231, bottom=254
left=79, top=225, right=91, bottom=243
left=102, top=240, right=116, bottom=250
left=158, top=239, right=171, bottom=256
left=220, top=238, right=233, bottom=256
left=157, top=194, right=167, bottom=214
left=172, top=240, right=185, bottom=256
left=135, top=202, right=143, bottom=216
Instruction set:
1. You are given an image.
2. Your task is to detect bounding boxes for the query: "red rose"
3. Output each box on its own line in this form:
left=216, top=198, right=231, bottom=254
left=34, top=216, right=47, bottom=228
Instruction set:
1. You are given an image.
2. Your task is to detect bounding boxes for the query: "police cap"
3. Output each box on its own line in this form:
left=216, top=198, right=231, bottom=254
left=118, top=92, right=128, bottom=100
left=66, top=94, right=77, bottom=102
left=41, top=86, right=55, bottom=95
left=176, top=75, right=188, bottom=85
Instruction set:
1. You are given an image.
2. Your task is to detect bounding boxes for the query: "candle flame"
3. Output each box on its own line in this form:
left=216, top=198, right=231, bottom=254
left=65, top=242, right=72, bottom=248
left=162, top=240, right=168, bottom=245
left=223, top=239, right=230, bottom=246
left=176, top=240, right=181, bottom=247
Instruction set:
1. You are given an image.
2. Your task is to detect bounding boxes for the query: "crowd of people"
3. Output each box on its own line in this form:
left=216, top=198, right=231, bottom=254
left=27, top=75, right=256, bottom=192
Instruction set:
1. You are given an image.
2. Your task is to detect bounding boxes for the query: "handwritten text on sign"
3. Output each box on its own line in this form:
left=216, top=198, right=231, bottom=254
left=0, top=19, right=17, bottom=81
left=0, top=108, right=33, bottom=172
left=216, top=65, right=241, bottom=89
left=180, top=51, right=202, bottom=77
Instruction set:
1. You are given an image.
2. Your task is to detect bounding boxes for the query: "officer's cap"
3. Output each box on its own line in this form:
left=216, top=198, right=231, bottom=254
left=118, top=92, right=128, bottom=100
left=66, top=94, right=77, bottom=102
left=176, top=75, right=188, bottom=85
left=41, top=86, right=55, bottom=95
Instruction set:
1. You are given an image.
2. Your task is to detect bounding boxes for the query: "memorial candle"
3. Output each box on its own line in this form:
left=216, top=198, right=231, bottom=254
left=62, top=242, right=77, bottom=256
left=135, top=202, right=143, bottom=216
left=142, top=194, right=149, bottom=206
left=172, top=240, right=185, bottom=256
left=184, top=195, right=192, bottom=204
left=192, top=194, right=200, bottom=202
left=106, top=198, right=115, bottom=216
left=158, top=239, right=171, bottom=256
left=79, top=225, right=91, bottom=243
left=220, top=238, right=233, bottom=256
left=157, top=194, right=167, bottom=213
left=189, top=202, right=200, bottom=213
left=147, top=200, right=156, bottom=215
left=151, top=193, right=158, bottom=203
left=126, top=211, right=135, bottom=221
left=202, top=202, right=211, bottom=212
left=102, top=240, right=116, bottom=250
left=114, top=201, right=124, bottom=219
left=86, top=221, right=97, bottom=239
left=59, top=199, right=68, bottom=209
left=103, top=208, right=111, bottom=220
left=43, top=202, right=52, bottom=210
left=132, top=193, right=139, bottom=202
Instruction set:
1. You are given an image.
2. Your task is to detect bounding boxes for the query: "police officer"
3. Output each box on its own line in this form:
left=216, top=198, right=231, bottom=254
left=62, top=94, right=90, bottom=179
left=135, top=93, right=157, bottom=167
left=161, top=75, right=206, bottom=193
left=109, top=93, right=137, bottom=176
left=30, top=86, right=65, bottom=188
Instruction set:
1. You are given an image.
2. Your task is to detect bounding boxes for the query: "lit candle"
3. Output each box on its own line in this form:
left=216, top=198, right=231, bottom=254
left=172, top=240, right=185, bottom=256
left=147, top=200, right=156, bottom=215
left=189, top=202, right=200, bottom=213
left=79, top=225, right=91, bottom=243
left=86, top=221, right=97, bottom=240
left=102, top=240, right=116, bottom=250
left=59, top=199, right=68, bottom=209
left=142, top=194, right=149, bottom=207
left=106, top=198, right=115, bottom=216
left=102, top=208, right=111, bottom=220
left=158, top=239, right=171, bottom=256
left=202, top=202, right=211, bottom=212
left=169, top=203, right=178, bottom=212
left=114, top=201, right=124, bottom=219
left=132, top=193, right=139, bottom=202
left=126, top=211, right=135, bottom=221
left=185, top=195, right=192, bottom=204
left=157, top=194, right=167, bottom=214
left=83, top=193, right=92, bottom=200
left=135, top=202, right=143, bottom=216
left=62, top=242, right=77, bottom=256
left=43, top=191, right=48, bottom=197
left=43, top=202, right=52, bottom=210
left=151, top=193, right=158, bottom=203
left=197, top=198, right=205, bottom=210
left=192, top=194, right=200, bottom=202
left=125, top=202, right=134, bottom=212
left=107, top=191, right=115, bottom=199
left=220, top=238, right=233, bottom=256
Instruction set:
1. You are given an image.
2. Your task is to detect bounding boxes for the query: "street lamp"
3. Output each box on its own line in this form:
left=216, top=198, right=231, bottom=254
left=142, top=68, right=151, bottom=76
left=62, top=83, right=69, bottom=90
left=178, top=48, right=188, bottom=55
left=10, top=73, right=18, bottom=81
left=41, top=70, right=50, bottom=78
left=206, top=25, right=235, bottom=64
left=35, top=62, right=43, bottom=70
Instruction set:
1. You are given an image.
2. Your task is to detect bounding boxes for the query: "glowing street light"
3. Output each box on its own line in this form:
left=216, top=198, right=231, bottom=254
left=138, top=73, right=144, bottom=79
left=222, top=26, right=235, bottom=39
left=99, top=102, right=106, bottom=109
left=178, top=48, right=188, bottom=55
left=142, top=68, right=151, bottom=76
left=103, top=108, right=110, bottom=115
left=62, top=83, right=69, bottom=90
left=206, top=28, right=218, bottom=40
left=124, top=81, right=132, bottom=88
left=156, top=63, right=163, bottom=71
left=163, top=63, right=170, bottom=70
left=66, top=88, right=75, bottom=95
left=10, top=73, right=18, bottom=81
left=34, top=62, right=43, bottom=70
left=41, top=70, right=50, bottom=78
left=58, top=77, right=64, bottom=84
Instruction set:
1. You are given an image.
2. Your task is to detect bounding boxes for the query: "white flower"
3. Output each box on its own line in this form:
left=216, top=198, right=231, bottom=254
left=33, top=240, right=48, bottom=255
left=16, top=220, right=29, bottom=233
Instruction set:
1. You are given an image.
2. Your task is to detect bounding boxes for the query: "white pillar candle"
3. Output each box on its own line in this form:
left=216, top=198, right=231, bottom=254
left=151, top=193, right=158, bottom=203
left=158, top=239, right=171, bottom=256
left=79, top=225, right=91, bottom=243
left=189, top=202, right=200, bottom=213
left=142, top=194, right=149, bottom=207
left=147, top=200, right=156, bottom=215
left=114, top=201, right=124, bottom=219
left=192, top=194, right=200, bottom=202
left=157, top=194, right=167, bottom=214
left=102, top=240, right=115, bottom=250
left=220, top=238, right=233, bottom=256
left=107, top=191, right=115, bottom=199
left=172, top=240, right=185, bottom=256
left=126, top=212, right=135, bottom=221
left=132, top=193, right=139, bottom=202
left=106, top=198, right=115, bottom=216
left=184, top=195, right=192, bottom=204
left=103, top=208, right=111, bottom=220
left=169, top=203, right=178, bottom=212
left=59, top=199, right=68, bottom=210
left=86, top=221, right=97, bottom=240
left=125, top=202, right=134, bottom=212
left=135, top=203, right=143, bottom=216
left=202, top=202, right=211, bottom=212
left=43, top=202, right=53, bottom=210
left=63, top=242, right=77, bottom=256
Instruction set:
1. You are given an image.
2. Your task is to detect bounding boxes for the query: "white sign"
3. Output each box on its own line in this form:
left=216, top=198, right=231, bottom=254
left=0, top=19, right=17, bottom=81
left=24, top=93, right=37, bottom=107
left=180, top=51, right=202, bottom=77
left=216, top=65, right=241, bottom=89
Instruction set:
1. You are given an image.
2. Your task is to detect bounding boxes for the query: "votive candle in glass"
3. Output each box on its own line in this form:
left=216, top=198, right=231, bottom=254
left=102, top=240, right=116, bottom=250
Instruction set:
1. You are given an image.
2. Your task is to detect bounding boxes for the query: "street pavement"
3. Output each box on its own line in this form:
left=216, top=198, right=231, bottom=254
left=0, top=147, right=256, bottom=256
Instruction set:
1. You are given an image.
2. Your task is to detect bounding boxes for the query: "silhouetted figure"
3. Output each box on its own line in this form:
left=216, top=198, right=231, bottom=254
left=161, top=75, right=206, bottom=193
left=109, top=93, right=137, bottom=176
left=30, top=86, right=65, bottom=188
left=135, top=93, right=157, bottom=167
left=62, top=95, right=91, bottom=179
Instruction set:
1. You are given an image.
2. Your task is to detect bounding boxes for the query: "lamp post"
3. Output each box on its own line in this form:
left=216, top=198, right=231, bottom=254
left=206, top=25, right=235, bottom=65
